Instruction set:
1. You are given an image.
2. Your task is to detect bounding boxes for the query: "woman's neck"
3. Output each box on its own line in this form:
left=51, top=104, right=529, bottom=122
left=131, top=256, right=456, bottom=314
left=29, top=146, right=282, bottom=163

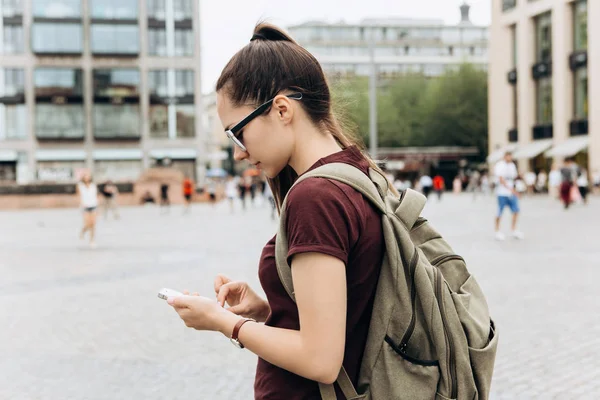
left=288, top=126, right=343, bottom=176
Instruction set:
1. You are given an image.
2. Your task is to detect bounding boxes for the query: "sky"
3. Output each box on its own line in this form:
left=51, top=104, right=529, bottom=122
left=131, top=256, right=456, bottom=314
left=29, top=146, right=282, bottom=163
left=199, top=0, right=492, bottom=94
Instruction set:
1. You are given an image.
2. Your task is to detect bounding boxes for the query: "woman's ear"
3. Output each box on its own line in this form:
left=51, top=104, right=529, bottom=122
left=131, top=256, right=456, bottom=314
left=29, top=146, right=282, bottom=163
left=272, top=95, right=294, bottom=125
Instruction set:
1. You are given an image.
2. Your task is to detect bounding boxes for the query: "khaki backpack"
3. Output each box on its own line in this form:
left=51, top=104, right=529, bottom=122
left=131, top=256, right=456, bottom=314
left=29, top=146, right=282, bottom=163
left=275, top=163, right=498, bottom=400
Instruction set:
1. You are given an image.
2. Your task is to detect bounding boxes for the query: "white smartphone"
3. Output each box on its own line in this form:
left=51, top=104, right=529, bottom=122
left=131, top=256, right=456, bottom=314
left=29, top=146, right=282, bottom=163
left=157, top=288, right=184, bottom=301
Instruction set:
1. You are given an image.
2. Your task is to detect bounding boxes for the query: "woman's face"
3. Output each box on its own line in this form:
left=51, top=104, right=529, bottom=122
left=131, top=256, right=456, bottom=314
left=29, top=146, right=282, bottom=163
left=217, top=91, right=295, bottom=179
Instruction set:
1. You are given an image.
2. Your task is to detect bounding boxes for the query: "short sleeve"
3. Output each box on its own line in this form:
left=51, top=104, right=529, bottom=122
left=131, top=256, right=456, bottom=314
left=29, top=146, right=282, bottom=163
left=285, top=178, right=362, bottom=266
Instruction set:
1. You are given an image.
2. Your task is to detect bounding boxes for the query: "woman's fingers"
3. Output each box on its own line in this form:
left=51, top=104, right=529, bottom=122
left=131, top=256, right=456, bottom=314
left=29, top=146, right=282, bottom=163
left=214, top=274, right=231, bottom=295
left=216, top=282, right=240, bottom=307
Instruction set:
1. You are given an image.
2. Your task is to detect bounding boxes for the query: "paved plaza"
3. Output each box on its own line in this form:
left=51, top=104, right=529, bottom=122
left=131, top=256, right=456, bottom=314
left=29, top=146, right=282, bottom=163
left=1, top=192, right=599, bottom=399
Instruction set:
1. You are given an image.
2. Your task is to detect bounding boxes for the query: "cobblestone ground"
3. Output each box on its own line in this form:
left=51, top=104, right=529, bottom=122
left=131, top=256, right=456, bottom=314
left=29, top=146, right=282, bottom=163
left=1, top=192, right=599, bottom=399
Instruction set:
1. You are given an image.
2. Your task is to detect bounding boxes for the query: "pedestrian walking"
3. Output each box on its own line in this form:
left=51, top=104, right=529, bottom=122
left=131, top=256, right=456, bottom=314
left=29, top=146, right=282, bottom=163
left=160, top=183, right=170, bottom=213
left=225, top=175, right=239, bottom=213
left=77, top=173, right=99, bottom=248
left=577, top=168, right=589, bottom=205
left=182, top=176, right=194, bottom=213
left=494, top=151, right=524, bottom=240
left=419, top=174, right=433, bottom=198
left=559, top=158, right=579, bottom=209
left=549, top=165, right=561, bottom=199
left=101, top=180, right=119, bottom=220
left=433, top=174, right=445, bottom=200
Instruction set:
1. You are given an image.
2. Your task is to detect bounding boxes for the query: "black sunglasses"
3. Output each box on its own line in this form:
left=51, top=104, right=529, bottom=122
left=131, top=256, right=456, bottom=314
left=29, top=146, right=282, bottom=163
left=225, top=92, right=303, bottom=152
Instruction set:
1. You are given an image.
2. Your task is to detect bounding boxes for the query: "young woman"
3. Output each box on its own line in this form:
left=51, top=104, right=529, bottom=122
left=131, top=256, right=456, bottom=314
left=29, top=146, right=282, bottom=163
left=77, top=173, right=98, bottom=248
left=167, top=23, right=391, bottom=398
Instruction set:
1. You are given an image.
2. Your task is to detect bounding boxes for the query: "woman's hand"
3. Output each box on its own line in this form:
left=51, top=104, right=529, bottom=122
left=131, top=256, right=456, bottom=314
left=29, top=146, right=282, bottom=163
left=214, top=274, right=271, bottom=322
left=168, top=294, right=237, bottom=333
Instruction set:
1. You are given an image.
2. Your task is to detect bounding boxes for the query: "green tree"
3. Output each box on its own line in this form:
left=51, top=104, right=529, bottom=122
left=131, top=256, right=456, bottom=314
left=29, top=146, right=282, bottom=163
left=330, top=64, right=488, bottom=157
left=419, top=64, right=488, bottom=155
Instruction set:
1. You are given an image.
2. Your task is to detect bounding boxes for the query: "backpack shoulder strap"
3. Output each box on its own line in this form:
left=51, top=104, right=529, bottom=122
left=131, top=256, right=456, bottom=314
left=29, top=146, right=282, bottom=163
left=275, top=162, right=387, bottom=302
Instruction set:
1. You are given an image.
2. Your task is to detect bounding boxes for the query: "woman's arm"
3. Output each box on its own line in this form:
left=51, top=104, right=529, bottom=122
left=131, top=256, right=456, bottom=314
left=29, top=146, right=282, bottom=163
left=178, top=252, right=347, bottom=384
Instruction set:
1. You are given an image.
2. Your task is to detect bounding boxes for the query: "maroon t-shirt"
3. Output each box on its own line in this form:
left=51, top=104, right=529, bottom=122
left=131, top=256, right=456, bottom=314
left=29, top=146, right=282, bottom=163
left=254, top=146, right=385, bottom=399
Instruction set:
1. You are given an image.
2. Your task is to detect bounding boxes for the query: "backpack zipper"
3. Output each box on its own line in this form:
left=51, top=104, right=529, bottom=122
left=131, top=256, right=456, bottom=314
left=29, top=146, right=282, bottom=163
left=398, top=250, right=419, bottom=353
left=435, top=267, right=457, bottom=399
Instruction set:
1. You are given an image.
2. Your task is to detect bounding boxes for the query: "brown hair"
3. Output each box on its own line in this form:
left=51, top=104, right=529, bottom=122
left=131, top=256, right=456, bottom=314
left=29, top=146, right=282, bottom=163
left=216, top=22, right=392, bottom=211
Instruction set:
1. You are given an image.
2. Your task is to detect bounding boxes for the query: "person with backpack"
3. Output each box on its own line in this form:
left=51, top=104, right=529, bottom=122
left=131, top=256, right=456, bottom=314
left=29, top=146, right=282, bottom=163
left=165, top=23, right=497, bottom=400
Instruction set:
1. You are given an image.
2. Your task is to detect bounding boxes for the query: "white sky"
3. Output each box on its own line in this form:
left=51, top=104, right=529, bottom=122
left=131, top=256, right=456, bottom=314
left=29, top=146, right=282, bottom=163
left=199, top=0, right=492, bottom=94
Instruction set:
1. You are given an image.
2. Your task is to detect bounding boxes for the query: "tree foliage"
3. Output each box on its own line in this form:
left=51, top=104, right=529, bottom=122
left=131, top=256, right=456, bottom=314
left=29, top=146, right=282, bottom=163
left=330, top=64, right=488, bottom=157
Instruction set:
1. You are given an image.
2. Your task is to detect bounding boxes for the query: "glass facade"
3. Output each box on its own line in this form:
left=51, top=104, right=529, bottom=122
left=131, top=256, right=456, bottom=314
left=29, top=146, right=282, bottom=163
left=174, top=28, right=194, bottom=56
left=536, top=77, right=553, bottom=125
left=2, top=0, right=22, bottom=16
left=148, top=28, right=167, bottom=56
left=93, top=69, right=139, bottom=97
left=33, top=0, right=81, bottom=18
left=93, top=105, right=140, bottom=138
left=91, top=0, right=138, bottom=19
left=147, top=0, right=166, bottom=19
left=574, top=67, right=588, bottom=119
left=0, top=104, right=26, bottom=140
left=35, top=68, right=83, bottom=97
left=91, top=25, right=139, bottom=54
left=3, top=25, right=24, bottom=54
left=32, top=23, right=82, bottom=53
left=535, top=12, right=552, bottom=63
left=35, top=104, right=85, bottom=138
left=148, top=70, right=194, bottom=139
left=574, top=0, right=587, bottom=51
left=173, top=0, right=193, bottom=20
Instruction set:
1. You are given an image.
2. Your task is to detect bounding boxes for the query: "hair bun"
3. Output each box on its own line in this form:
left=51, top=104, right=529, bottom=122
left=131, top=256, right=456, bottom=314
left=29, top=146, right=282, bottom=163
left=250, top=33, right=266, bottom=42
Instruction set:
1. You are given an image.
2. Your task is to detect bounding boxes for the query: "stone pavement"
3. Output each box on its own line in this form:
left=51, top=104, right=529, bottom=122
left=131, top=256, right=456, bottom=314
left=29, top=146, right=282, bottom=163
left=1, top=193, right=599, bottom=399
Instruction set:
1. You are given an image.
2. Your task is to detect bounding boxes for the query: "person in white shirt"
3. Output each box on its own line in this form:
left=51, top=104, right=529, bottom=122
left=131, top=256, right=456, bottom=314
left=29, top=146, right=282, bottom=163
left=524, top=171, right=537, bottom=195
left=494, top=151, right=524, bottom=240
left=577, top=169, right=589, bottom=205
left=419, top=174, right=433, bottom=198
left=225, top=175, right=239, bottom=213
left=77, top=173, right=99, bottom=248
left=536, top=170, right=547, bottom=193
left=548, top=165, right=562, bottom=199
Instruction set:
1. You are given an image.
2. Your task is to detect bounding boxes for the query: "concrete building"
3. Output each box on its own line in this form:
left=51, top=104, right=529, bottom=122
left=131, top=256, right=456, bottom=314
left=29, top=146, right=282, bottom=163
left=287, top=3, right=488, bottom=78
left=0, top=0, right=205, bottom=185
left=488, top=0, right=597, bottom=175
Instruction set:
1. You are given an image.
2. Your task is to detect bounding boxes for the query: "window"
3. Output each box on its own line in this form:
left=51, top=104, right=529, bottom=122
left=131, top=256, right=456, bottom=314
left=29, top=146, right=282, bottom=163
left=35, top=68, right=83, bottom=97
left=1, top=68, right=25, bottom=97
left=91, top=25, right=139, bottom=54
left=147, top=0, right=166, bottom=19
left=93, top=105, right=140, bottom=138
left=536, top=77, right=552, bottom=124
left=35, top=104, right=85, bottom=138
left=3, top=25, right=24, bottom=54
left=173, top=0, right=193, bottom=20
left=0, top=104, right=26, bottom=140
left=33, top=0, right=81, bottom=18
left=574, top=0, right=587, bottom=51
left=175, top=70, right=194, bottom=97
left=149, top=105, right=168, bottom=138
left=174, top=28, right=193, bottom=56
left=93, top=69, right=140, bottom=138
left=32, top=23, right=82, bottom=53
left=91, top=0, right=137, bottom=19
left=175, top=105, right=194, bottom=137
left=574, top=67, right=588, bottom=119
left=512, top=86, right=518, bottom=129
left=148, top=28, right=167, bottom=56
left=535, top=12, right=552, bottom=63
left=148, top=70, right=168, bottom=97
left=2, top=0, right=23, bottom=17
left=502, top=0, right=517, bottom=12
left=94, top=69, right=139, bottom=97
